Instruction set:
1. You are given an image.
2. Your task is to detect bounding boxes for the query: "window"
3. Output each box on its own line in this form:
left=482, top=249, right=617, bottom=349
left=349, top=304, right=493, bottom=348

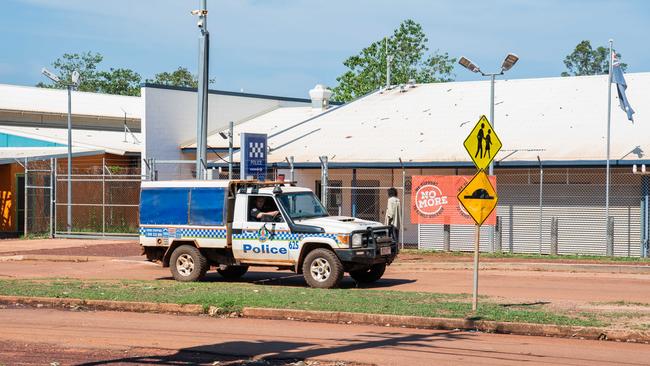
left=248, top=196, right=282, bottom=222
left=140, top=188, right=189, bottom=225
left=189, top=188, right=225, bottom=226
left=277, top=192, right=327, bottom=220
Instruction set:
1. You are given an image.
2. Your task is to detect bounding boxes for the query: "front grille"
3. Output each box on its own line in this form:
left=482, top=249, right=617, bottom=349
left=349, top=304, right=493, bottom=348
left=360, top=227, right=394, bottom=247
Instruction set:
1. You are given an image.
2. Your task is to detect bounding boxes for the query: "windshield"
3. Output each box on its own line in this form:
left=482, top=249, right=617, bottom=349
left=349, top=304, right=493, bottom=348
left=277, top=192, right=328, bottom=220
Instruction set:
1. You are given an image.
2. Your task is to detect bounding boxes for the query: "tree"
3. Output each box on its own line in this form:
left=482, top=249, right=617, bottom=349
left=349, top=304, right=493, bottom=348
left=37, top=52, right=142, bottom=96
left=147, top=67, right=215, bottom=88
left=97, top=68, right=142, bottom=96
left=561, top=40, right=627, bottom=77
left=331, top=20, right=456, bottom=102
left=36, top=52, right=104, bottom=92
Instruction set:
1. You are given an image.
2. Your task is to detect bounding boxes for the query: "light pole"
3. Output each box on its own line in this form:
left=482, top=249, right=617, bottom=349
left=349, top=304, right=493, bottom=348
left=42, top=68, right=80, bottom=233
left=458, top=54, right=519, bottom=175
left=192, top=0, right=210, bottom=180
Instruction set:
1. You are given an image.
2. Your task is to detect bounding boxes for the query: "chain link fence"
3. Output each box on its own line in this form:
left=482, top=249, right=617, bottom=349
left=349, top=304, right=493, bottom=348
left=55, top=158, right=141, bottom=237
left=23, top=159, right=54, bottom=237
left=306, top=164, right=650, bottom=257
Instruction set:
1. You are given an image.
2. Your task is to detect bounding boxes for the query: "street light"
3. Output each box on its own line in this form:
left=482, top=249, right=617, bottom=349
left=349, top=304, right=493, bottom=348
left=458, top=53, right=519, bottom=175
left=41, top=67, right=80, bottom=234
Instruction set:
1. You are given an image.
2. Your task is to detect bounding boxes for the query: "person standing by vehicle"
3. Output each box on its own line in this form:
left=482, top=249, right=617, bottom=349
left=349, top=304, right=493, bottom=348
left=385, top=187, right=401, bottom=240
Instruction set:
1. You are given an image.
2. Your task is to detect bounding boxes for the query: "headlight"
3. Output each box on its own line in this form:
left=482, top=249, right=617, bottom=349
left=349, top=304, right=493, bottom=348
left=351, top=233, right=363, bottom=247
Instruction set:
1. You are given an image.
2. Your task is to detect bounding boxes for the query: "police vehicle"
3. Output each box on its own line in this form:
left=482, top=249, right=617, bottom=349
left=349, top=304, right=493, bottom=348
left=139, top=180, right=398, bottom=288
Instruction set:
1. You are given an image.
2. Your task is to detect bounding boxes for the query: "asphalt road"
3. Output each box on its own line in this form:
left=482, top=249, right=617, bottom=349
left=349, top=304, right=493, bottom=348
left=1, top=308, right=648, bottom=366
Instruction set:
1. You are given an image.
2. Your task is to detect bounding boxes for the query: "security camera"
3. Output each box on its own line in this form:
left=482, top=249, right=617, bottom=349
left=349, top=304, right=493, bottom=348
left=197, top=19, right=204, bottom=28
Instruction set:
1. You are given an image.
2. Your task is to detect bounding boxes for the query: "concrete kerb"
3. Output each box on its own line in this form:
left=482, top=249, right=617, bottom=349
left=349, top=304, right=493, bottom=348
left=1, top=295, right=648, bottom=343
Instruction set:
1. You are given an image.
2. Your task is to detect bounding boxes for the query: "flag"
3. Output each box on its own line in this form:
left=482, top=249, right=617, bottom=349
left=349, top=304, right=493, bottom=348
left=611, top=52, right=635, bottom=122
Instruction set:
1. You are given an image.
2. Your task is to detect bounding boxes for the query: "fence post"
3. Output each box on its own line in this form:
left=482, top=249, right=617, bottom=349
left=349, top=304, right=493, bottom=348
left=494, top=217, right=502, bottom=252
left=102, top=157, right=106, bottom=237
left=537, top=156, right=543, bottom=255
left=443, top=224, right=451, bottom=251
left=550, top=217, right=558, bottom=255
left=607, top=217, right=615, bottom=256
left=399, top=159, right=406, bottom=250
left=53, top=158, right=57, bottom=235
left=24, top=158, right=28, bottom=237
left=319, top=156, right=328, bottom=209
left=49, top=158, right=54, bottom=238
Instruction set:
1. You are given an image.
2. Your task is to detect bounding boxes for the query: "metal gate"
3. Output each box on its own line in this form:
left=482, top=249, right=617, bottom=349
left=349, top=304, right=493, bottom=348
left=55, top=161, right=141, bottom=238
left=22, top=158, right=54, bottom=237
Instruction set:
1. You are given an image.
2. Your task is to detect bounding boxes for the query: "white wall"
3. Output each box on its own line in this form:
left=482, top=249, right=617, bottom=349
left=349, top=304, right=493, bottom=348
left=142, top=86, right=309, bottom=179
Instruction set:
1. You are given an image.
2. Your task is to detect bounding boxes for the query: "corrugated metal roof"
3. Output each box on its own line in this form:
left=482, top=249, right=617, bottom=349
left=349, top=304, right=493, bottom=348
left=230, top=73, right=649, bottom=165
left=0, top=147, right=102, bottom=164
left=0, top=126, right=141, bottom=155
left=0, top=83, right=141, bottom=119
left=182, top=106, right=329, bottom=149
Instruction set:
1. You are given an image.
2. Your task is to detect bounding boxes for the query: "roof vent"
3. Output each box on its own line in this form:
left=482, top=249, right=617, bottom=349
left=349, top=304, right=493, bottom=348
left=309, top=84, right=332, bottom=110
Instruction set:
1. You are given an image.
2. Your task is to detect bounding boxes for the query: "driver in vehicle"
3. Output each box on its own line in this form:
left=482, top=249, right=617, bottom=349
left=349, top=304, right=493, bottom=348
left=250, top=196, right=280, bottom=222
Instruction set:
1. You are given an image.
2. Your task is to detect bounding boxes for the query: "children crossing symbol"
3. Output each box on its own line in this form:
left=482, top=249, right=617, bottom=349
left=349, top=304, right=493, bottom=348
left=463, top=115, right=502, bottom=170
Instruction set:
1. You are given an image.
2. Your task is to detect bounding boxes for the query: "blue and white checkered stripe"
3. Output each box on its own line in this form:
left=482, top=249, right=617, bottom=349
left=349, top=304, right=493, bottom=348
left=140, top=226, right=339, bottom=243
left=140, top=226, right=226, bottom=239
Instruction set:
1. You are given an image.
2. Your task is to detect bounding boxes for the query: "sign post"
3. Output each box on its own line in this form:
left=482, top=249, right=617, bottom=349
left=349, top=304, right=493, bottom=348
left=459, top=115, right=502, bottom=311
left=240, top=133, right=268, bottom=181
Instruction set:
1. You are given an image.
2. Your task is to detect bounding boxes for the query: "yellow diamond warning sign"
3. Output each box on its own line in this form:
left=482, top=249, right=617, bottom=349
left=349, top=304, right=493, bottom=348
left=463, top=115, right=502, bottom=171
left=457, top=170, right=498, bottom=226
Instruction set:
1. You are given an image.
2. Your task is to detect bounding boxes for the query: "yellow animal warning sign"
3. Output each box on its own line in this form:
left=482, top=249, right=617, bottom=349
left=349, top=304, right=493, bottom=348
left=457, top=170, right=498, bottom=226
left=463, top=115, right=502, bottom=171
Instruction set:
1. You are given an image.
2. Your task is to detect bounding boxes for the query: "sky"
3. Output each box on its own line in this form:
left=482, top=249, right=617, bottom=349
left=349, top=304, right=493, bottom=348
left=1, top=0, right=649, bottom=98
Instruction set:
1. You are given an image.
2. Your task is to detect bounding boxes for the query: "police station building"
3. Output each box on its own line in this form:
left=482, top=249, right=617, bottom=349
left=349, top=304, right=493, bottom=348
left=142, top=74, right=650, bottom=257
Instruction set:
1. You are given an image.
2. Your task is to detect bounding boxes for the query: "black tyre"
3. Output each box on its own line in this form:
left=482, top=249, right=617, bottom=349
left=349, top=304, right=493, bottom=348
left=302, top=248, right=344, bottom=289
left=350, top=263, right=386, bottom=284
left=217, top=265, right=249, bottom=280
left=169, top=245, right=208, bottom=282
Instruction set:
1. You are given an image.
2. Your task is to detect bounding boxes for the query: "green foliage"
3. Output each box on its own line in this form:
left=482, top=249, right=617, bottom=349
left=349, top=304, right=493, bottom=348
left=37, top=52, right=142, bottom=96
left=147, top=66, right=215, bottom=88
left=96, top=68, right=142, bottom=96
left=331, top=19, right=456, bottom=102
left=0, top=278, right=604, bottom=327
left=561, top=40, right=627, bottom=77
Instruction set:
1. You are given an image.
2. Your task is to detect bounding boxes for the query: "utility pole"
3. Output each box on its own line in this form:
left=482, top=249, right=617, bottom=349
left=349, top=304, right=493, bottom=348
left=194, top=0, right=210, bottom=180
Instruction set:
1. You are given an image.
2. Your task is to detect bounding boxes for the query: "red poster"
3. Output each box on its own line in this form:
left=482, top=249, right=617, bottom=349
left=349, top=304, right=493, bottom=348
left=410, top=175, right=497, bottom=226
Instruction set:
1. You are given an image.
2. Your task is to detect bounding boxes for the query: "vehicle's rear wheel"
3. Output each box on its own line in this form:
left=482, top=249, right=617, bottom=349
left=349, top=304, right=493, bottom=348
left=169, top=245, right=208, bottom=282
left=350, top=263, right=386, bottom=284
left=217, top=265, right=249, bottom=280
left=302, top=248, right=344, bottom=289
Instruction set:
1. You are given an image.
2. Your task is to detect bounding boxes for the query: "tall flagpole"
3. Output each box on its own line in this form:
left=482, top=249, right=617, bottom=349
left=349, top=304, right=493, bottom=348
left=605, top=39, right=613, bottom=242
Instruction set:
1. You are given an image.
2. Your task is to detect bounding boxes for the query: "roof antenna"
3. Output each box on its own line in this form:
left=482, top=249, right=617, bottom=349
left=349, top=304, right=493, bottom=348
left=120, top=108, right=140, bottom=144
left=385, top=37, right=393, bottom=89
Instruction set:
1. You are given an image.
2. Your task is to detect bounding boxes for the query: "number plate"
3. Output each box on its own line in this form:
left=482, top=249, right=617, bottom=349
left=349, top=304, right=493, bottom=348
left=380, top=246, right=391, bottom=256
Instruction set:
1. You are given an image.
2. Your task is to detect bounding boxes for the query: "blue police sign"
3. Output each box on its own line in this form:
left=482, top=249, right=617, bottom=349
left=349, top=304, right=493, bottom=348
left=241, top=133, right=267, bottom=181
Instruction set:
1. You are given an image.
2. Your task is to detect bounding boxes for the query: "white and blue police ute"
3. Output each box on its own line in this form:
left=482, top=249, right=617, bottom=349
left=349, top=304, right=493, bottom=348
left=139, top=180, right=398, bottom=288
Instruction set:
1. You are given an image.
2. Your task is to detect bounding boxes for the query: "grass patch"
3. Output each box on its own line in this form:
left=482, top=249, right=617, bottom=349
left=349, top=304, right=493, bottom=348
left=0, top=278, right=603, bottom=328
left=402, top=249, right=650, bottom=263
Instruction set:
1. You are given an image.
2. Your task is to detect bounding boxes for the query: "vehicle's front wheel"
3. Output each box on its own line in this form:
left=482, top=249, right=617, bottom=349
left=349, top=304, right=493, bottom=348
left=350, top=263, right=386, bottom=284
left=217, top=265, right=249, bottom=280
left=169, top=245, right=208, bottom=282
left=302, top=248, right=344, bottom=289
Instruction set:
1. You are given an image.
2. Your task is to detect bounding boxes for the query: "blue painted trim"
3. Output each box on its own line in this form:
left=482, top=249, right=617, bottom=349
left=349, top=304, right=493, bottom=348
left=0, top=133, right=65, bottom=148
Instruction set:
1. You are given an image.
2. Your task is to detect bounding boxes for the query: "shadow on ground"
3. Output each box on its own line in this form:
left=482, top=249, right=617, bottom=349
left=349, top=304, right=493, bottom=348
left=157, top=270, right=416, bottom=289
left=76, top=330, right=470, bottom=365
